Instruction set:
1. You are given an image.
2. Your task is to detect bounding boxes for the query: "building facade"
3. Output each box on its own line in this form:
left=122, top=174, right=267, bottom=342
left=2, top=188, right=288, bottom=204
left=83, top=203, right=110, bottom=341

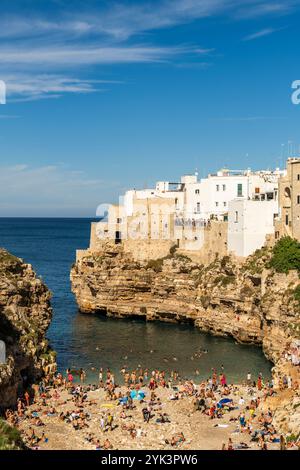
left=228, top=198, right=278, bottom=257
left=275, top=158, right=300, bottom=241
left=91, top=166, right=284, bottom=259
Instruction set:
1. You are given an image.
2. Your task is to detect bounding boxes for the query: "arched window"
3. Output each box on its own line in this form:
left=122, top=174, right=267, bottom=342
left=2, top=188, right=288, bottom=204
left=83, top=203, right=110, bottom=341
left=284, top=187, right=291, bottom=198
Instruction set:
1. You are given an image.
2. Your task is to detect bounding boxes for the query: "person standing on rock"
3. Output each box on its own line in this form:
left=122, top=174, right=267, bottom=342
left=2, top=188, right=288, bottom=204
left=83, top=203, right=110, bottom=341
left=247, top=372, right=251, bottom=385
left=220, top=373, right=227, bottom=388
left=24, top=390, right=30, bottom=407
left=280, top=435, right=286, bottom=451
left=257, top=374, right=262, bottom=391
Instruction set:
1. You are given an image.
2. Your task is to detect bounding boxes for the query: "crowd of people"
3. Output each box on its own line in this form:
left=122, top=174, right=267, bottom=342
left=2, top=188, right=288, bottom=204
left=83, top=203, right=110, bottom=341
left=3, top=364, right=300, bottom=450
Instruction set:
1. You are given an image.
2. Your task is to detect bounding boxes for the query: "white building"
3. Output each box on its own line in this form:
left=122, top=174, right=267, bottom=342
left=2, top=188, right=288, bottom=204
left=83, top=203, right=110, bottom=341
left=95, top=166, right=284, bottom=256
left=181, top=168, right=282, bottom=222
left=228, top=197, right=278, bottom=257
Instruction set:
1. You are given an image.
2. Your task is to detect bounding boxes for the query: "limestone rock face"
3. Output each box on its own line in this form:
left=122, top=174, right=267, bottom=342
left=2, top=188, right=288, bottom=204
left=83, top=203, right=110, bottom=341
left=0, top=249, right=56, bottom=408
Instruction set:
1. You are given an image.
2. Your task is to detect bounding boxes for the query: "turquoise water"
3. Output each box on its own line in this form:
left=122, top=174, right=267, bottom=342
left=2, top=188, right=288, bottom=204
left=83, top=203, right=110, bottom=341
left=0, top=218, right=272, bottom=383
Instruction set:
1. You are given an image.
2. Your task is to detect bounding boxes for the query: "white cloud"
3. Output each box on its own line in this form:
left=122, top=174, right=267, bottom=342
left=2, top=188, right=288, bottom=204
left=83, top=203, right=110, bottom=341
left=1, top=74, right=121, bottom=101
left=243, top=27, right=281, bottom=41
left=0, top=0, right=297, bottom=102
left=0, top=164, right=122, bottom=216
left=0, top=45, right=192, bottom=67
left=0, top=45, right=209, bottom=100
left=235, top=1, right=298, bottom=19
left=0, top=114, right=20, bottom=119
left=212, top=116, right=287, bottom=121
left=0, top=1, right=296, bottom=40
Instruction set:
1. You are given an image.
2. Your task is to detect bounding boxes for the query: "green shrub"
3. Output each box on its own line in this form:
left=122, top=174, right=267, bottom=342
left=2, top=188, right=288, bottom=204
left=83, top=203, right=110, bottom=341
left=175, top=253, right=191, bottom=262
left=146, top=258, right=164, bottom=272
left=294, top=285, right=300, bottom=302
left=214, top=274, right=235, bottom=287
left=200, top=295, right=211, bottom=308
left=269, top=237, right=300, bottom=274
left=286, top=433, right=299, bottom=443
left=242, top=246, right=269, bottom=274
left=240, top=286, right=254, bottom=297
left=220, top=255, right=230, bottom=269
left=0, top=419, right=24, bottom=450
left=169, top=244, right=177, bottom=256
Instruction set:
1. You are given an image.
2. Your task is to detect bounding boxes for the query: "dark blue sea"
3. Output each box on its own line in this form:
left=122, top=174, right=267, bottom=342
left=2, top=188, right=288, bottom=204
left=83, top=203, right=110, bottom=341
left=0, top=218, right=272, bottom=383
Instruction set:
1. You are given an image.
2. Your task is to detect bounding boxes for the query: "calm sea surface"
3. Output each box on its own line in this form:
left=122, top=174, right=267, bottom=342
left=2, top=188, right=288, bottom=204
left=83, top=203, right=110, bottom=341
left=0, top=218, right=272, bottom=383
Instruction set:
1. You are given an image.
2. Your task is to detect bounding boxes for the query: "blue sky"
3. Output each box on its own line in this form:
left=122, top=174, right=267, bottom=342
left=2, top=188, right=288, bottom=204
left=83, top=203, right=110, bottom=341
left=0, top=0, right=300, bottom=216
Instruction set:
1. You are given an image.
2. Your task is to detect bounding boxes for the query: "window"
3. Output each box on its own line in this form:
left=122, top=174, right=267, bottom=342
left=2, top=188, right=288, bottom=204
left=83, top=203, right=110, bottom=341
left=285, top=214, right=289, bottom=226
left=223, top=202, right=226, bottom=207
left=297, top=195, right=300, bottom=204
left=237, top=183, right=243, bottom=197
left=195, top=189, right=200, bottom=194
left=196, top=202, right=200, bottom=213
left=255, top=187, right=260, bottom=194
left=216, top=185, right=219, bottom=191
left=235, top=211, right=238, bottom=223
left=117, top=217, right=122, bottom=224
left=223, top=184, right=226, bottom=191
left=298, top=174, right=300, bottom=181
left=115, top=231, right=121, bottom=244
left=215, top=202, right=219, bottom=207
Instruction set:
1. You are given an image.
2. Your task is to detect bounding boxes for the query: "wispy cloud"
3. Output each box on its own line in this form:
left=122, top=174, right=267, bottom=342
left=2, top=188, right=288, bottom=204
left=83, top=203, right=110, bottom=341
left=0, top=0, right=298, bottom=102
left=0, top=45, right=196, bottom=67
left=0, top=44, right=210, bottom=100
left=0, top=1, right=297, bottom=40
left=235, top=1, right=299, bottom=19
left=2, top=74, right=122, bottom=102
left=243, top=27, right=281, bottom=41
left=0, top=164, right=122, bottom=216
left=0, top=114, right=20, bottom=119
left=213, top=116, right=287, bottom=121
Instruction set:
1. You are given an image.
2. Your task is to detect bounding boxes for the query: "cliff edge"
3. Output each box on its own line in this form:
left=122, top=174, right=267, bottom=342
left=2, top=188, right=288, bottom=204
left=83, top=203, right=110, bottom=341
left=0, top=249, right=56, bottom=409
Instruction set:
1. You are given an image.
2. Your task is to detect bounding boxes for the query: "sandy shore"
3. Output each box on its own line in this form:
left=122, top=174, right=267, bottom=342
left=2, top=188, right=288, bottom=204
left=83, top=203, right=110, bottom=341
left=10, top=382, right=283, bottom=451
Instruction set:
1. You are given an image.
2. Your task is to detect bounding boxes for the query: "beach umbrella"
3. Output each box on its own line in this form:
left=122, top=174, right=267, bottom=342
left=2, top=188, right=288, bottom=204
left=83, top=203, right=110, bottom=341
left=218, top=398, right=233, bottom=406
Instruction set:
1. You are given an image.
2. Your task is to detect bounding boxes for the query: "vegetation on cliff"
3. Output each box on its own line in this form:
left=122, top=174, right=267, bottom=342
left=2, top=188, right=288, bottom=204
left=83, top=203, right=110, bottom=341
left=269, top=237, right=300, bottom=274
left=0, top=419, right=24, bottom=450
left=146, top=246, right=191, bottom=273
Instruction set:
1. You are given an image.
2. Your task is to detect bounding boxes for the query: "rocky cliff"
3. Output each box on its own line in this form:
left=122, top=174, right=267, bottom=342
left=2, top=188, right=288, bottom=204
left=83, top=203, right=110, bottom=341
left=71, top=244, right=299, bottom=362
left=71, top=242, right=300, bottom=436
left=0, top=249, right=56, bottom=409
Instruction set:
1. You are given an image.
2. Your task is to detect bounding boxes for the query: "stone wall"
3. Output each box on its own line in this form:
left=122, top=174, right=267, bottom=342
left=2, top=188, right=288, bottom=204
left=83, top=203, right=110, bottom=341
left=87, top=219, right=228, bottom=264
